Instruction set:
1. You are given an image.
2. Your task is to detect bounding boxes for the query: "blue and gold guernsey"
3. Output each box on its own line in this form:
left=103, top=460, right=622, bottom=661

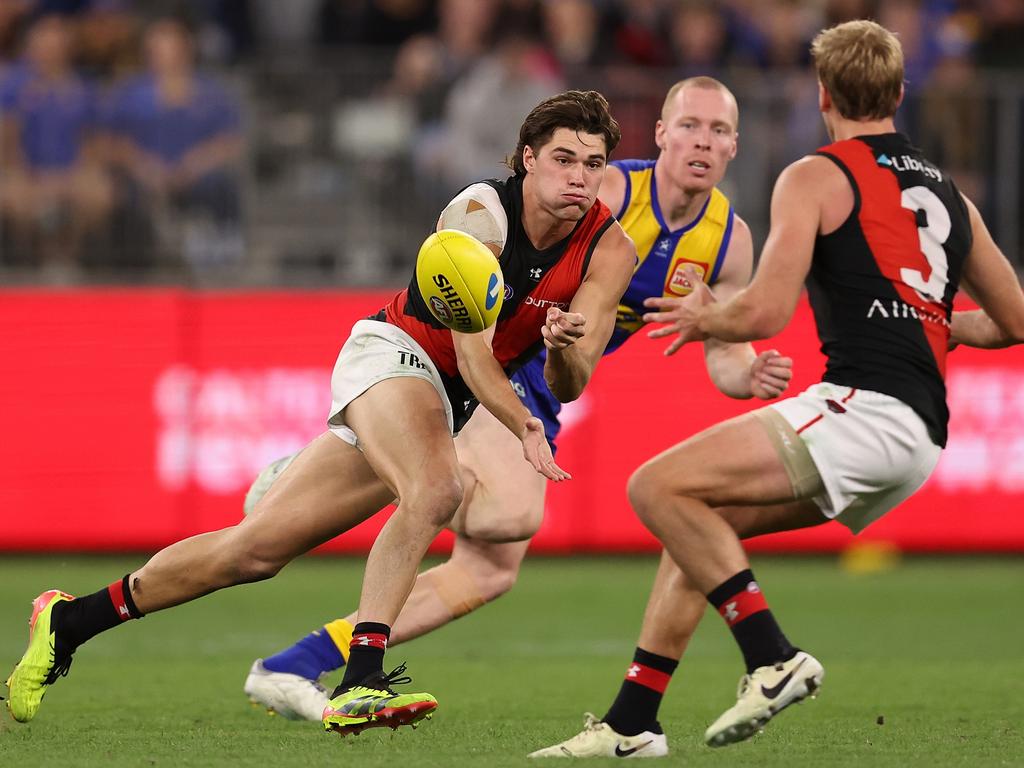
left=508, top=157, right=736, bottom=451
left=607, top=158, right=735, bottom=352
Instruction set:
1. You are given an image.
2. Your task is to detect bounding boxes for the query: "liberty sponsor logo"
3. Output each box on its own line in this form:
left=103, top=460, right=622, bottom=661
left=524, top=295, right=569, bottom=310
left=866, top=298, right=949, bottom=327
left=877, top=153, right=943, bottom=182
left=503, top=284, right=514, bottom=301
left=511, top=379, right=526, bottom=398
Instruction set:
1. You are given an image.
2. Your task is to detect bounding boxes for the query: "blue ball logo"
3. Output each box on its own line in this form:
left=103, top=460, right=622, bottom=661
left=485, top=272, right=500, bottom=310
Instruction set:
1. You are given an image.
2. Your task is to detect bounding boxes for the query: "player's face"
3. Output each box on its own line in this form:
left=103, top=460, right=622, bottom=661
left=522, top=127, right=608, bottom=222
left=656, top=87, right=738, bottom=193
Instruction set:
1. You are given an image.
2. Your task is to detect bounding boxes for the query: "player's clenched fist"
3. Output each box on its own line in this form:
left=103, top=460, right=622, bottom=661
left=542, top=307, right=586, bottom=350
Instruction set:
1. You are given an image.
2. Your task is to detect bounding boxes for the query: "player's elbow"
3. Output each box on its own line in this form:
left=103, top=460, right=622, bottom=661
left=744, top=304, right=789, bottom=340
left=545, top=369, right=587, bottom=403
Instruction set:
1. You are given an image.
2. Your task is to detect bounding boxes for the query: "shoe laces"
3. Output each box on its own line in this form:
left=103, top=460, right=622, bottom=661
left=582, top=712, right=602, bottom=731
left=43, top=653, right=73, bottom=686
left=378, top=662, right=412, bottom=694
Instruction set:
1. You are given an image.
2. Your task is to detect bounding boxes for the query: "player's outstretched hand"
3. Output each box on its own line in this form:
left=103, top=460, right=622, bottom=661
left=522, top=416, right=571, bottom=481
left=542, top=307, right=586, bottom=351
left=749, top=349, right=793, bottom=400
left=642, top=266, right=715, bottom=355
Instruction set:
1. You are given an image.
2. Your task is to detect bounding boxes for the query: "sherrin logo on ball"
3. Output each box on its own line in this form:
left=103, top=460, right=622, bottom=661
left=416, top=229, right=504, bottom=333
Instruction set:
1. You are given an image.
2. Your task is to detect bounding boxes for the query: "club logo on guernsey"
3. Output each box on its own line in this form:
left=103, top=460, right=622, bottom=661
left=486, top=272, right=500, bottom=310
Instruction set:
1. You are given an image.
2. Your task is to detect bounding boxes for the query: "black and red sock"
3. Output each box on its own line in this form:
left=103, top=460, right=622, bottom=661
left=56, top=575, right=143, bottom=652
left=603, top=648, right=678, bottom=736
left=707, top=568, right=795, bottom=673
left=338, top=622, right=391, bottom=690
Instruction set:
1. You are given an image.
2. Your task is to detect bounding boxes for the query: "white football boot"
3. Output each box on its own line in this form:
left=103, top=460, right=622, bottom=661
left=244, top=659, right=330, bottom=721
left=243, top=452, right=299, bottom=516
left=704, top=650, right=824, bottom=747
left=528, top=713, right=668, bottom=758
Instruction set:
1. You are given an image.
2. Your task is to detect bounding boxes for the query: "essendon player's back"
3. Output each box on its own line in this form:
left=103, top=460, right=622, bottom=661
left=809, top=133, right=972, bottom=446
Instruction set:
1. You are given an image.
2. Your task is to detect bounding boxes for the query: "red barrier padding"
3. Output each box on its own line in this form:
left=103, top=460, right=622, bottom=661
left=2, top=289, right=1021, bottom=553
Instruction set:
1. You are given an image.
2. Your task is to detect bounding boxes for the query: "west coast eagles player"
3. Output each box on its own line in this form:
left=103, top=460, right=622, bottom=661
left=242, top=77, right=793, bottom=753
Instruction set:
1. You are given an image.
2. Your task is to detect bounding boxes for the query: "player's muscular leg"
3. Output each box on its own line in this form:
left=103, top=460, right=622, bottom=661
left=450, top=404, right=547, bottom=542
left=344, top=377, right=465, bottom=625
left=340, top=407, right=541, bottom=639
left=632, top=500, right=826, bottom=658
left=629, top=412, right=817, bottom=594
left=129, top=432, right=396, bottom=614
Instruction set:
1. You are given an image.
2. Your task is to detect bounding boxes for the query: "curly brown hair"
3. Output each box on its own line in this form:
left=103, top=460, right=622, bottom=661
left=506, top=90, right=621, bottom=177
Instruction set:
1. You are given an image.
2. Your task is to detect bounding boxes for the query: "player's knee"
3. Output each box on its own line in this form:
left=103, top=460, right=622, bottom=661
left=628, top=464, right=664, bottom=524
left=216, top=542, right=287, bottom=585
left=403, top=475, right=465, bottom=529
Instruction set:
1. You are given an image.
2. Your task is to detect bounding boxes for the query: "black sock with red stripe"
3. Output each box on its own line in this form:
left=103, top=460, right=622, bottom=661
left=338, top=622, right=391, bottom=690
left=602, top=648, right=678, bottom=736
left=55, top=575, right=143, bottom=651
left=707, top=569, right=795, bottom=673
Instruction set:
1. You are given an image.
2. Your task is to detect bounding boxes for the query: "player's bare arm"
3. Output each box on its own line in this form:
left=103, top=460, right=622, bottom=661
left=452, top=327, right=570, bottom=482
left=437, top=183, right=508, bottom=258
left=950, top=194, right=1024, bottom=349
left=696, top=216, right=793, bottom=399
left=543, top=223, right=635, bottom=401
left=642, top=157, right=831, bottom=350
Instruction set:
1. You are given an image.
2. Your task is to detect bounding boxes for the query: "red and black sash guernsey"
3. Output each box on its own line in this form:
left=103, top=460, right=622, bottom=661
left=380, top=175, right=615, bottom=431
left=811, top=133, right=972, bottom=447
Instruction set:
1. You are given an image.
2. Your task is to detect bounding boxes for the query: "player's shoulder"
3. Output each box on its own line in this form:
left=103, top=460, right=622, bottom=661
left=589, top=219, right=637, bottom=275
left=610, top=158, right=656, bottom=174
left=777, top=154, right=848, bottom=196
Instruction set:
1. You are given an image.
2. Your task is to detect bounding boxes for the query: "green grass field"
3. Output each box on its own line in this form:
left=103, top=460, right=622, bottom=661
left=1, top=555, right=1022, bottom=767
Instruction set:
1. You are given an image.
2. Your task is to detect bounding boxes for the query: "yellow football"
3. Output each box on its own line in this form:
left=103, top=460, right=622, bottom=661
left=415, top=229, right=504, bottom=333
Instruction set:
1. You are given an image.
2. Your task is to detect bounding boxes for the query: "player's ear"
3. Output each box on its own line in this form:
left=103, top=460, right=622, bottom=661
left=523, top=145, right=537, bottom=173
left=654, top=119, right=666, bottom=151
left=895, top=82, right=905, bottom=109
left=817, top=80, right=830, bottom=113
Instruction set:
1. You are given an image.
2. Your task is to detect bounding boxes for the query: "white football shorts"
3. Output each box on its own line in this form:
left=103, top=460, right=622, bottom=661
left=767, top=382, right=942, bottom=533
left=327, top=319, right=454, bottom=448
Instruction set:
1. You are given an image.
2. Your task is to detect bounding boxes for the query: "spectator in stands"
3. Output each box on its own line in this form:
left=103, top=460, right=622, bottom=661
left=103, top=15, right=244, bottom=271
left=667, top=0, right=731, bottom=75
left=320, top=0, right=435, bottom=48
left=421, top=28, right=562, bottom=194
left=0, top=0, right=31, bottom=62
left=0, top=13, right=112, bottom=274
left=540, top=0, right=605, bottom=77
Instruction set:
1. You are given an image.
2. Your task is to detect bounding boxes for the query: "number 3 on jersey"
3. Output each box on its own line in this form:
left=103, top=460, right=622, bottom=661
left=900, top=185, right=951, bottom=303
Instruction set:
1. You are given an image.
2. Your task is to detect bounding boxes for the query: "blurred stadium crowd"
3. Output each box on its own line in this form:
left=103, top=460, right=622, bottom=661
left=0, top=0, right=1022, bottom=285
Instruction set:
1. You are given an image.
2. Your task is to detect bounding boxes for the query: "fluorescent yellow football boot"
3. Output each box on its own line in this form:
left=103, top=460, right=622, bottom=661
left=322, top=663, right=437, bottom=736
left=6, top=589, right=76, bottom=723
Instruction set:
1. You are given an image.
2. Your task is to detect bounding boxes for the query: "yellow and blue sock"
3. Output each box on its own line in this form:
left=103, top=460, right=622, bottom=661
left=263, top=618, right=353, bottom=680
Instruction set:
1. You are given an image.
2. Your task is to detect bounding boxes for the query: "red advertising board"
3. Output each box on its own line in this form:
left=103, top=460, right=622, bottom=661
left=2, top=289, right=1022, bottom=553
